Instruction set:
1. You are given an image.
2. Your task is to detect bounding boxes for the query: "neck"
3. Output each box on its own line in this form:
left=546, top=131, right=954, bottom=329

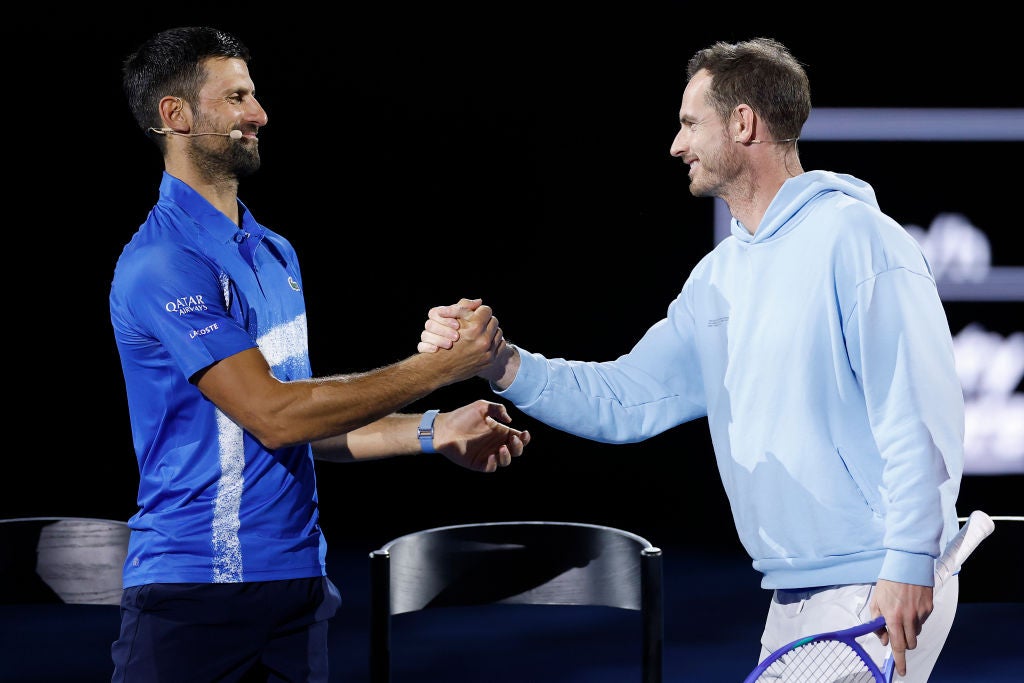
left=165, top=160, right=241, bottom=225
left=724, top=154, right=803, bottom=235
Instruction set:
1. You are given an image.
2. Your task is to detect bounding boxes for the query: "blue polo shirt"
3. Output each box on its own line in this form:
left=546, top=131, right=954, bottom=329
left=110, top=172, right=326, bottom=588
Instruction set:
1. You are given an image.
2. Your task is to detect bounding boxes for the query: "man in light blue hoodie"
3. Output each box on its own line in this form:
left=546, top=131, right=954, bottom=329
left=419, top=37, right=965, bottom=682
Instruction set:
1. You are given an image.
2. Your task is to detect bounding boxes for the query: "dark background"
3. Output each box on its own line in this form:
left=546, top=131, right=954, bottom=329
left=6, top=6, right=1021, bottom=564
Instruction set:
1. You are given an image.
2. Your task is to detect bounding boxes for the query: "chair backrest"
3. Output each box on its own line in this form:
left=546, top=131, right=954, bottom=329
left=369, top=520, right=663, bottom=683
left=0, top=517, right=129, bottom=605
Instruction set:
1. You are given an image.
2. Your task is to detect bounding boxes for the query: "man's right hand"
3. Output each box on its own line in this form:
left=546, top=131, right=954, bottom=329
left=419, top=298, right=520, bottom=388
left=418, top=297, right=484, bottom=353
left=418, top=300, right=506, bottom=383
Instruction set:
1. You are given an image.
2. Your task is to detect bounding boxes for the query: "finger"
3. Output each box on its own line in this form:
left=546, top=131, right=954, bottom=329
left=428, top=302, right=480, bottom=327
left=894, top=649, right=907, bottom=677
left=485, top=401, right=512, bottom=424
left=484, top=415, right=517, bottom=433
left=421, top=328, right=455, bottom=349
left=872, top=616, right=888, bottom=645
left=905, top=624, right=920, bottom=652
left=433, top=304, right=479, bottom=333
left=466, top=304, right=493, bottom=323
left=427, top=307, right=461, bottom=329
left=426, top=318, right=461, bottom=339
left=889, top=630, right=908, bottom=676
left=478, top=315, right=501, bottom=344
left=417, top=335, right=445, bottom=351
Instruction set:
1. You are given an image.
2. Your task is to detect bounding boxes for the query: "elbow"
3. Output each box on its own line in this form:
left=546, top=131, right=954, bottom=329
left=253, top=430, right=290, bottom=451
left=235, top=410, right=301, bottom=451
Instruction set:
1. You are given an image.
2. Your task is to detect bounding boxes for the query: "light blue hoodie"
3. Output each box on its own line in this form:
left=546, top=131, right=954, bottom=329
left=497, top=170, right=964, bottom=590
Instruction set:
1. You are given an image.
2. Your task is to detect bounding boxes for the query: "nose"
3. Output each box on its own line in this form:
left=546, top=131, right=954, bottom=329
left=670, top=128, right=687, bottom=158
left=248, top=95, right=269, bottom=127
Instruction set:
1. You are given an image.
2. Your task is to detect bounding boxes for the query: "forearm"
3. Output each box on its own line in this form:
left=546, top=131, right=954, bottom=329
left=311, top=413, right=422, bottom=462
left=197, top=300, right=502, bottom=450
left=198, top=348, right=456, bottom=450
left=264, top=355, right=449, bottom=448
left=313, top=399, right=530, bottom=473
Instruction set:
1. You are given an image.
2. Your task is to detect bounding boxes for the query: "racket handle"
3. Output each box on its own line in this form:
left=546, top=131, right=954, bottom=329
left=934, top=510, right=994, bottom=587
left=882, top=653, right=896, bottom=682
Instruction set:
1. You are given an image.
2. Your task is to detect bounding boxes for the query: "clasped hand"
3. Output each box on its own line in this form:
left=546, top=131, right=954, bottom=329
left=418, top=298, right=528, bottom=470
left=418, top=298, right=514, bottom=384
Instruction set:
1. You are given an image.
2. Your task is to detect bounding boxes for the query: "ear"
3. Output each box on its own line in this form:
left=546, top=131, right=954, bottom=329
left=732, top=104, right=757, bottom=144
left=157, top=96, right=188, bottom=133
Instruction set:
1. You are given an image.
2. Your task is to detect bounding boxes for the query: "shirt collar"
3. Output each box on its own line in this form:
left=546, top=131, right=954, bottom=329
left=158, top=171, right=266, bottom=246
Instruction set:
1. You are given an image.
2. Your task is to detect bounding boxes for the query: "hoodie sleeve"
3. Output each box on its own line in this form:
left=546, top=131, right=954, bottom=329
left=847, top=262, right=965, bottom=585
left=496, top=291, right=708, bottom=443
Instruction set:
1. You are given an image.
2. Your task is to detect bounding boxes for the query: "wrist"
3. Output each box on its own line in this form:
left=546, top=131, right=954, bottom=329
left=487, top=342, right=520, bottom=390
left=417, top=409, right=440, bottom=453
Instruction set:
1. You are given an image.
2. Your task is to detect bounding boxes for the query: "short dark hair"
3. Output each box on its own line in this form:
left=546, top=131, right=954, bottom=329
left=687, top=37, right=811, bottom=143
left=122, top=26, right=251, bottom=139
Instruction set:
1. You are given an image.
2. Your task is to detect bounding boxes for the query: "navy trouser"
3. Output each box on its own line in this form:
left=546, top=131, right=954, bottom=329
left=111, top=576, right=342, bottom=682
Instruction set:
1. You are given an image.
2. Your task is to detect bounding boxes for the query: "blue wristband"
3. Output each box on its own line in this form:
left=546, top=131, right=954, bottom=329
left=418, top=409, right=440, bottom=453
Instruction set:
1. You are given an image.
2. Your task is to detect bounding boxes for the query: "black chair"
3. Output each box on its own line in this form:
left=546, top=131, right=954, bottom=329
left=369, top=520, right=663, bottom=683
left=0, top=516, right=129, bottom=605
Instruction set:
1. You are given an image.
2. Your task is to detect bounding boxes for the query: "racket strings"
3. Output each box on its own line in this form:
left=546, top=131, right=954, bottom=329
left=753, top=639, right=880, bottom=682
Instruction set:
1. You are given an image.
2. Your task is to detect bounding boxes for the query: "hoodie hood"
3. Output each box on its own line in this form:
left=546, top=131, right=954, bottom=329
left=731, top=170, right=881, bottom=244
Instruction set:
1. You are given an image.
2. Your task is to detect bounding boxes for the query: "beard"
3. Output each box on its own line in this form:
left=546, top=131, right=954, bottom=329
left=226, top=141, right=261, bottom=178
left=186, top=136, right=262, bottom=181
left=688, top=134, right=742, bottom=199
left=185, top=110, right=261, bottom=180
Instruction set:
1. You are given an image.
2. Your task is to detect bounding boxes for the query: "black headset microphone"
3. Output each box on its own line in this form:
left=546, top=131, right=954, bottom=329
left=149, top=127, right=243, bottom=140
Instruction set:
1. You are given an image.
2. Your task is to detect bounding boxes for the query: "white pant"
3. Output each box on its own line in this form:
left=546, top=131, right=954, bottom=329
left=757, top=576, right=959, bottom=682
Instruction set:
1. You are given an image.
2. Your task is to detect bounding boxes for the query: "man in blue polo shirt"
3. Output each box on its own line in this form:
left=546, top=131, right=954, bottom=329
left=110, top=26, right=530, bottom=682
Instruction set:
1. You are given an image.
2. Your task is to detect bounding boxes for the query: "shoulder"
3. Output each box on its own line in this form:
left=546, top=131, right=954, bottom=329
left=114, top=232, right=212, bottom=285
left=262, top=228, right=300, bottom=260
left=824, top=203, right=931, bottom=281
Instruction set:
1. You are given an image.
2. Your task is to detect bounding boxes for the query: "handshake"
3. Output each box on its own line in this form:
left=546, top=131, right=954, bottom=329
left=417, top=297, right=520, bottom=390
left=406, top=297, right=528, bottom=474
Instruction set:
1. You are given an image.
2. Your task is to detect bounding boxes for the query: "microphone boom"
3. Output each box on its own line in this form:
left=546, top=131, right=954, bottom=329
left=149, top=127, right=242, bottom=139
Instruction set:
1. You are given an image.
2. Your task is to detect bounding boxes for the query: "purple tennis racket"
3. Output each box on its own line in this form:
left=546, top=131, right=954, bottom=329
left=742, top=510, right=995, bottom=683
